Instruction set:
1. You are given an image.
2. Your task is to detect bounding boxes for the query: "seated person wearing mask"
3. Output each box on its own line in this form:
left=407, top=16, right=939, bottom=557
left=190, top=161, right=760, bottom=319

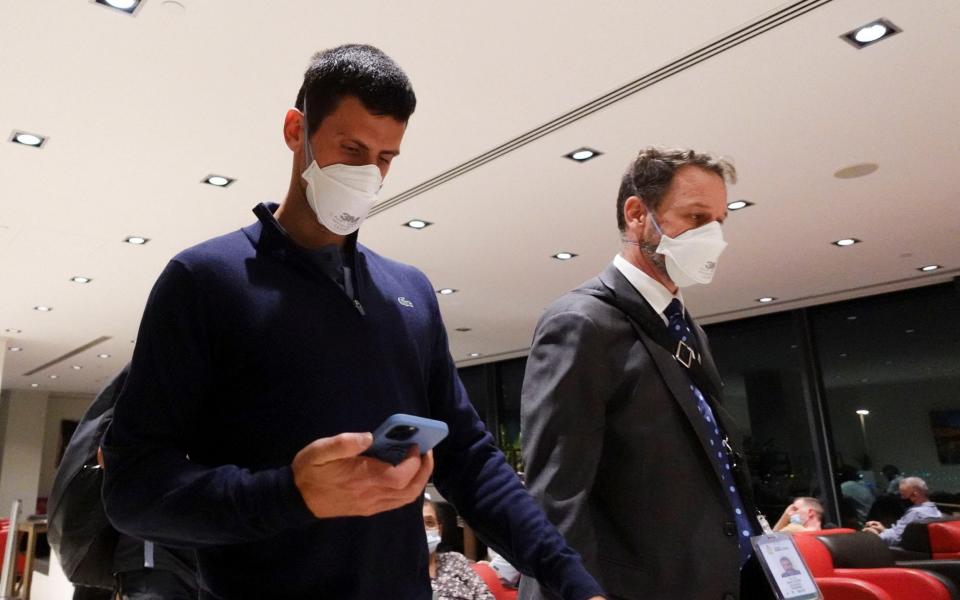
left=424, top=498, right=493, bottom=600
left=863, top=476, right=941, bottom=545
left=773, top=497, right=824, bottom=533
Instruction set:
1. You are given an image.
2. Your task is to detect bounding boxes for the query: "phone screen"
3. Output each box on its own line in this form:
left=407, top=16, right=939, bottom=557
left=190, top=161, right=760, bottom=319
left=752, top=534, right=821, bottom=600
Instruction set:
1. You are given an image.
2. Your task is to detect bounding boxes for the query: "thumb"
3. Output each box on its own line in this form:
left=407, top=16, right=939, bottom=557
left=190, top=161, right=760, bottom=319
left=301, top=432, right=373, bottom=464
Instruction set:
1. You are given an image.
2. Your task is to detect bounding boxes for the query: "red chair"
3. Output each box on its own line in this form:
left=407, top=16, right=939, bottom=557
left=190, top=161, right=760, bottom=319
left=794, top=533, right=955, bottom=600
left=471, top=562, right=518, bottom=600
left=930, top=521, right=960, bottom=559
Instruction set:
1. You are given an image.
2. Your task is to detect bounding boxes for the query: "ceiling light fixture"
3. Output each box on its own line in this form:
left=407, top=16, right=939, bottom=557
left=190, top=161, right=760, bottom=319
left=203, top=175, right=235, bottom=187
left=855, top=409, right=870, bottom=416
left=10, top=131, right=47, bottom=148
left=404, top=219, right=432, bottom=230
left=124, top=236, right=149, bottom=245
left=455, top=327, right=472, bottom=332
left=468, top=352, right=482, bottom=358
left=552, top=252, right=577, bottom=261
left=841, top=19, right=901, bottom=49
left=437, top=288, right=457, bottom=295
left=71, top=276, right=92, bottom=284
left=49, top=374, right=58, bottom=380
left=93, top=0, right=143, bottom=15
left=564, top=147, right=602, bottom=163
left=918, top=265, right=942, bottom=272
left=9, top=347, right=22, bottom=352
left=30, top=383, right=39, bottom=388
left=5, top=328, right=21, bottom=334
left=756, top=297, right=776, bottom=303
left=72, top=365, right=83, bottom=370
left=833, top=163, right=879, bottom=179
left=726, top=200, right=753, bottom=211
left=34, top=305, right=52, bottom=312
left=98, top=353, right=111, bottom=359
left=832, top=238, right=860, bottom=247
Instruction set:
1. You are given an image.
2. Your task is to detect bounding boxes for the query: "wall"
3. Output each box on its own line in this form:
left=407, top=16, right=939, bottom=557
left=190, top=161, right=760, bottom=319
left=0, top=389, right=48, bottom=516
left=37, top=393, right=94, bottom=500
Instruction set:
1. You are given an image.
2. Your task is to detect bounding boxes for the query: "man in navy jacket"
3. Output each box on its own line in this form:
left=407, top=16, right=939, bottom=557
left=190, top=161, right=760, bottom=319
left=101, top=44, right=604, bottom=600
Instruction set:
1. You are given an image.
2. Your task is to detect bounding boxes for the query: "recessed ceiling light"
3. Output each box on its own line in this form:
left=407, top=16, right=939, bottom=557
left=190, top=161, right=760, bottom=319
left=856, top=409, right=870, bottom=416
left=564, top=147, right=602, bottom=163
left=5, top=328, right=21, bottom=334
left=98, top=353, right=111, bottom=359
left=552, top=252, right=577, bottom=261
left=468, top=352, right=482, bottom=358
left=833, top=163, right=879, bottom=179
left=93, top=0, right=143, bottom=15
left=918, top=265, right=942, bottom=272
left=756, top=297, right=776, bottom=303
left=34, top=305, right=53, bottom=312
left=10, top=131, right=47, bottom=148
left=404, top=219, right=432, bottom=230
left=72, top=365, right=82, bottom=370
left=203, top=175, right=235, bottom=187
left=30, top=383, right=39, bottom=388
left=49, top=374, right=58, bottom=380
left=841, top=19, right=901, bottom=49
left=437, top=288, right=457, bottom=295
left=71, top=276, right=93, bottom=284
left=455, top=327, right=472, bottom=332
left=726, top=200, right=753, bottom=211
left=9, top=347, right=22, bottom=352
left=832, top=238, right=860, bottom=247
left=124, top=236, right=149, bottom=245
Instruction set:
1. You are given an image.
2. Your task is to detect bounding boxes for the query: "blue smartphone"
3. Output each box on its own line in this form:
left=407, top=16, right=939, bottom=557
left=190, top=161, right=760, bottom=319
left=363, top=414, right=449, bottom=466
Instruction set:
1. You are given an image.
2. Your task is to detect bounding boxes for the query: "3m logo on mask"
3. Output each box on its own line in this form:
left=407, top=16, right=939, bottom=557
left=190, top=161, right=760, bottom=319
left=338, top=212, right=360, bottom=224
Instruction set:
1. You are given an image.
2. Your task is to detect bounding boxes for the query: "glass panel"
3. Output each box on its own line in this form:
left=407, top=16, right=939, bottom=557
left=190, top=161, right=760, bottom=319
left=704, top=311, right=822, bottom=526
left=812, top=281, right=960, bottom=528
left=497, top=357, right=527, bottom=472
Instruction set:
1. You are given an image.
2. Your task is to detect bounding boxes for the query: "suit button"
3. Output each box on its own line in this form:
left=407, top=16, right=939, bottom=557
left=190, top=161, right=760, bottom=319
left=723, top=521, right=736, bottom=537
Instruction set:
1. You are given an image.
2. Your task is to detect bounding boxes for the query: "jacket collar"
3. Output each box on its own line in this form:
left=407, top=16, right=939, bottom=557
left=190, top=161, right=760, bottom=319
left=248, top=202, right=359, bottom=258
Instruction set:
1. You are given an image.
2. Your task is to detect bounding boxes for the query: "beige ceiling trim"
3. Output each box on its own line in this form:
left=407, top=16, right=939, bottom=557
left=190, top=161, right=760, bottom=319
left=22, top=336, right=112, bottom=376
left=371, top=0, right=835, bottom=217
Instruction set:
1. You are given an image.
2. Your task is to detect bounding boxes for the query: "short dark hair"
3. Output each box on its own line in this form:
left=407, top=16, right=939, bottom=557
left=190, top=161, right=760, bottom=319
left=616, top=147, right=737, bottom=232
left=294, top=44, right=416, bottom=136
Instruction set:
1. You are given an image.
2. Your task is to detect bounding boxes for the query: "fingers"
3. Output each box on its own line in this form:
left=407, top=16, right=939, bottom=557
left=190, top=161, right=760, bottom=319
left=300, top=432, right=374, bottom=465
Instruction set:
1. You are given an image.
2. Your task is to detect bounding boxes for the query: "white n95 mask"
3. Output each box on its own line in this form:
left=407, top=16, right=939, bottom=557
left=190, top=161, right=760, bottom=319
left=301, top=161, right=381, bottom=236
left=649, top=213, right=727, bottom=288
left=299, top=107, right=382, bottom=236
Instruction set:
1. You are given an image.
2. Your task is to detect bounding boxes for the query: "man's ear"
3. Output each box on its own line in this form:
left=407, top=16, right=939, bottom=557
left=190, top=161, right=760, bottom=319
left=283, top=108, right=305, bottom=152
left=623, top=195, right=647, bottom=230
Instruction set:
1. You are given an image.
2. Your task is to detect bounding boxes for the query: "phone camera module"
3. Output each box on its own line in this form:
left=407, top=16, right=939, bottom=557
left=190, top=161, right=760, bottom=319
left=386, top=425, right=419, bottom=441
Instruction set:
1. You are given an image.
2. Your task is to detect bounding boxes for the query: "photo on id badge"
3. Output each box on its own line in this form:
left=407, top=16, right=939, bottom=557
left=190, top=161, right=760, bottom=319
left=751, top=534, right=822, bottom=600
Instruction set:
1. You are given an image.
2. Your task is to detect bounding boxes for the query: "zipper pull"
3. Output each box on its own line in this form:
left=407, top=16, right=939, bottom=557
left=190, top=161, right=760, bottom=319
left=353, top=299, right=366, bottom=316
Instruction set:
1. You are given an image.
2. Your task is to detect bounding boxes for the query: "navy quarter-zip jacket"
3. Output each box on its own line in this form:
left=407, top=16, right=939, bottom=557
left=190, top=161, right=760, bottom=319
left=102, top=204, right=602, bottom=600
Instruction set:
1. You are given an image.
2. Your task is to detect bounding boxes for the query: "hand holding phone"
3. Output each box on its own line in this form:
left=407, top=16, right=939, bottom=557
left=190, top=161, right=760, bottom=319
left=363, top=414, right=449, bottom=466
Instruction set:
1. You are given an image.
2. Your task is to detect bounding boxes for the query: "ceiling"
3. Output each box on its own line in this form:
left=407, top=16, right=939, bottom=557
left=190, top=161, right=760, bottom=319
left=1, top=0, right=958, bottom=394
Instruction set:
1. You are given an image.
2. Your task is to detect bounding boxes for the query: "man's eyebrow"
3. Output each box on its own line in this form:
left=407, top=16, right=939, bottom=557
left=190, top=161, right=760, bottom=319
left=343, top=138, right=400, bottom=157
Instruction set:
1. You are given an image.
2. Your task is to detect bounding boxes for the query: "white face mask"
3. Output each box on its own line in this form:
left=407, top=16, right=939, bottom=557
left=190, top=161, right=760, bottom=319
left=425, top=527, right=442, bottom=554
left=299, top=109, right=382, bottom=236
left=649, top=212, right=727, bottom=287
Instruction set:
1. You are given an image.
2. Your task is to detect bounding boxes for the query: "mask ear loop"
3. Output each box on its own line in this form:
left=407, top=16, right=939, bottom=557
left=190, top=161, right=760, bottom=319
left=301, top=103, right=314, bottom=169
left=621, top=202, right=663, bottom=247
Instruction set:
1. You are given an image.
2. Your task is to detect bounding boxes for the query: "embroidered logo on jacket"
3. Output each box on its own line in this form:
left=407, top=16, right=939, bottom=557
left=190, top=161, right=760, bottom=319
left=397, top=297, right=414, bottom=308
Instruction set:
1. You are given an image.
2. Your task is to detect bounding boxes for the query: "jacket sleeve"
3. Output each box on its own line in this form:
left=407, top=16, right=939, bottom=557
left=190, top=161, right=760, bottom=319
left=426, top=294, right=605, bottom=600
left=101, top=260, right=316, bottom=548
left=519, top=309, right=613, bottom=584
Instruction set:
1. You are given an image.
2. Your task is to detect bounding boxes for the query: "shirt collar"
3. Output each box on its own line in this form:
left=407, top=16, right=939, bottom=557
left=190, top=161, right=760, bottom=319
left=613, top=253, right=684, bottom=325
left=252, top=202, right=358, bottom=258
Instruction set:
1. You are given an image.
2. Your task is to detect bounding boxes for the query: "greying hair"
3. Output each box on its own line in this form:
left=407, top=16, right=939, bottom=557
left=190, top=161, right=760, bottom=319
left=616, top=147, right=737, bottom=232
left=902, top=477, right=930, bottom=495
left=795, top=497, right=824, bottom=517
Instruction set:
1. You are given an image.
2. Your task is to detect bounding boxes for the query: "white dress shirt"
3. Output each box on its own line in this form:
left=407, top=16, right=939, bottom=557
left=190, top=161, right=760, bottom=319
left=613, top=253, right=684, bottom=325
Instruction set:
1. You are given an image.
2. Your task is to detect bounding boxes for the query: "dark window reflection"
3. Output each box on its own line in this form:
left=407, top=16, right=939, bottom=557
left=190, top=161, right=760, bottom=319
left=498, top=358, right=527, bottom=473
left=812, top=281, right=960, bottom=528
left=705, top=312, right=822, bottom=523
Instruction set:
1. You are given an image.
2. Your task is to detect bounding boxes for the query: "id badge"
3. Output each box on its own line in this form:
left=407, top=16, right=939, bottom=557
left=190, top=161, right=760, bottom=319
left=750, top=533, right=822, bottom=600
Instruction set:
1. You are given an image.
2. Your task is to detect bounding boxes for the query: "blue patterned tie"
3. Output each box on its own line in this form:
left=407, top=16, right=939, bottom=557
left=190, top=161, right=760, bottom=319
left=663, top=298, right=755, bottom=565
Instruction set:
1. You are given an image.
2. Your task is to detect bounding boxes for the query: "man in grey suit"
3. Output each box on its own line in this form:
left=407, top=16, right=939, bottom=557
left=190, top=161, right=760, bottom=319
left=520, top=148, right=772, bottom=600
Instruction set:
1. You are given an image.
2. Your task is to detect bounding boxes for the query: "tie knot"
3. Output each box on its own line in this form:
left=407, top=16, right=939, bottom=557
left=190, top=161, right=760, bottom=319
left=664, top=298, right=685, bottom=321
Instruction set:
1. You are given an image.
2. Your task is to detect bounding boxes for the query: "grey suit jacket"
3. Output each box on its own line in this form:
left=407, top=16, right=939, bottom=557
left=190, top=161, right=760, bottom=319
left=519, top=265, right=770, bottom=600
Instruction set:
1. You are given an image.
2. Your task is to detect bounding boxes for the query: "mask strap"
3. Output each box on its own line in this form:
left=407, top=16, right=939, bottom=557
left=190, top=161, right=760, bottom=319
left=646, top=206, right=665, bottom=236
left=301, top=104, right=314, bottom=169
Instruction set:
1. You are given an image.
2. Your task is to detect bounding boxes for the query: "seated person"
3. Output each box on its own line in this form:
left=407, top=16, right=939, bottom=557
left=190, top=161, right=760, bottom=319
left=424, top=498, right=493, bottom=600
left=839, top=464, right=876, bottom=526
left=863, top=476, right=942, bottom=545
left=773, top=497, right=824, bottom=533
